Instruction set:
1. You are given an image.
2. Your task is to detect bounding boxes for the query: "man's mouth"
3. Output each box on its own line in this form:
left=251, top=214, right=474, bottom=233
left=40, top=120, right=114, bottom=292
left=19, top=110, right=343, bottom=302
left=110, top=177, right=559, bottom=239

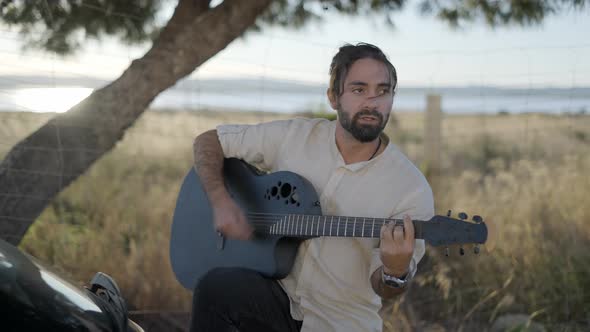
left=360, top=116, right=378, bottom=121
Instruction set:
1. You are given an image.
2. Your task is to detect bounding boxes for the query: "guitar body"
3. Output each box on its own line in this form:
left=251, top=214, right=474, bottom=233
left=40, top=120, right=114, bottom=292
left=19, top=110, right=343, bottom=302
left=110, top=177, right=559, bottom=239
left=170, top=158, right=322, bottom=290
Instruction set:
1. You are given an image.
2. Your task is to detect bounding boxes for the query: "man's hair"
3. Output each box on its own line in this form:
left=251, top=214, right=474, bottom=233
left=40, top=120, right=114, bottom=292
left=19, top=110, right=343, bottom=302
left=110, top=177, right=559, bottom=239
left=328, top=42, right=397, bottom=99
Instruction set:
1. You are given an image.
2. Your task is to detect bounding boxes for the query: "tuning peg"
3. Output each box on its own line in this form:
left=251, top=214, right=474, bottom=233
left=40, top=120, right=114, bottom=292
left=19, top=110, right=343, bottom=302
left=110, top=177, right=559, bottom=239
left=472, top=215, right=483, bottom=223
left=447, top=210, right=452, bottom=217
left=458, top=212, right=468, bottom=220
left=459, top=246, right=465, bottom=256
left=474, top=245, right=480, bottom=254
left=445, top=247, right=449, bottom=257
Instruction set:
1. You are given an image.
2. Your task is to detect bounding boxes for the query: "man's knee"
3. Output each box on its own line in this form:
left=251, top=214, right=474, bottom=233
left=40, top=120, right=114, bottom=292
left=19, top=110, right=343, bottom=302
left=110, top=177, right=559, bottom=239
left=193, top=267, right=254, bottom=308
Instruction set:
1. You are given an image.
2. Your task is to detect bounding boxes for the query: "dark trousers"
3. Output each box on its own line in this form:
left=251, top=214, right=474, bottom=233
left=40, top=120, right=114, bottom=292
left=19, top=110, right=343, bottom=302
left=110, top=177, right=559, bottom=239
left=190, top=267, right=303, bottom=332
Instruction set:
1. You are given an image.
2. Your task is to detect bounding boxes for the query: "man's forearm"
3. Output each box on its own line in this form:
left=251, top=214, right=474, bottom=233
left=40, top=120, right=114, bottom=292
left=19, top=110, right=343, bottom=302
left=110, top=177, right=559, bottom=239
left=193, top=130, right=229, bottom=202
left=370, top=266, right=405, bottom=299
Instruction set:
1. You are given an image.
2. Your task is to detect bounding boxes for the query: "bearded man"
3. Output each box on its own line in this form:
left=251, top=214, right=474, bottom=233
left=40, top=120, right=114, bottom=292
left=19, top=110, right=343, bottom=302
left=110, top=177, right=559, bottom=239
left=190, top=42, right=434, bottom=332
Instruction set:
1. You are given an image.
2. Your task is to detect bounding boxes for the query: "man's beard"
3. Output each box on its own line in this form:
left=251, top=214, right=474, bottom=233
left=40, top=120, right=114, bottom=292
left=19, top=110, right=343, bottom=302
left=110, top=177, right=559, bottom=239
left=337, top=105, right=388, bottom=143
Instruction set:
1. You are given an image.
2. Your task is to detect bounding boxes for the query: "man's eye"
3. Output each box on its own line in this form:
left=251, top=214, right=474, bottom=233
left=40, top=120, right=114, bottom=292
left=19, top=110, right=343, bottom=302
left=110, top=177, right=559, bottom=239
left=379, top=89, right=390, bottom=95
left=352, top=88, right=363, bottom=94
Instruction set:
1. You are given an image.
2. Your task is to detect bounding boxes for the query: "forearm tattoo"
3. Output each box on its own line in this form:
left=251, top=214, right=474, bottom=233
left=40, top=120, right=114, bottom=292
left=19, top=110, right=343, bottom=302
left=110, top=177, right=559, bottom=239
left=193, top=130, right=226, bottom=200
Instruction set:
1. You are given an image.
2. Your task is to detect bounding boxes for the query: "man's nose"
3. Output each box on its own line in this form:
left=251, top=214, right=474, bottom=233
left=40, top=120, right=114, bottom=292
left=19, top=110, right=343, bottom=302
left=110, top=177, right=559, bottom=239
left=363, top=94, right=380, bottom=109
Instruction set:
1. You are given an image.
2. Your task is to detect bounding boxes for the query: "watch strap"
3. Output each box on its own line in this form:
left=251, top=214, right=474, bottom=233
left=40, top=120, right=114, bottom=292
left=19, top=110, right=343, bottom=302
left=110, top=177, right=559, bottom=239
left=381, top=258, right=417, bottom=289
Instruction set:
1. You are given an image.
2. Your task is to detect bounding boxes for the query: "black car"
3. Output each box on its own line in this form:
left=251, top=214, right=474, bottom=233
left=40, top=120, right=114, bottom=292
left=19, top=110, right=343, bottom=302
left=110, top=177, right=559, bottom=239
left=0, top=239, right=144, bottom=331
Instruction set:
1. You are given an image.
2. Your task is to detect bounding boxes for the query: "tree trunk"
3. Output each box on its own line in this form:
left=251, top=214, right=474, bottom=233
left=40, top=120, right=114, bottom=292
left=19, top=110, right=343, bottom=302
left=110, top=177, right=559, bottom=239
left=0, top=0, right=273, bottom=245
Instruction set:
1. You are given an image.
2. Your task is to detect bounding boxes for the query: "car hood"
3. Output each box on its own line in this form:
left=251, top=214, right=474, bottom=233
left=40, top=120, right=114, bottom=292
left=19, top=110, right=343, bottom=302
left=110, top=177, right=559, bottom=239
left=0, top=239, right=142, bottom=331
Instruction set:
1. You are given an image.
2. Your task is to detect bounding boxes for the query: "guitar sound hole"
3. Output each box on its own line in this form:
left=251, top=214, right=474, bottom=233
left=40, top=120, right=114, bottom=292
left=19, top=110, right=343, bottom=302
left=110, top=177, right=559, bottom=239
left=280, top=183, right=292, bottom=198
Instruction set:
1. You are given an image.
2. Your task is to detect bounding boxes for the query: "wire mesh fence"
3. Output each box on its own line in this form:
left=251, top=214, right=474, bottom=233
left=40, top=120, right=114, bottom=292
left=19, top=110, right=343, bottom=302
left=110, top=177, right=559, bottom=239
left=1, top=9, right=589, bottom=331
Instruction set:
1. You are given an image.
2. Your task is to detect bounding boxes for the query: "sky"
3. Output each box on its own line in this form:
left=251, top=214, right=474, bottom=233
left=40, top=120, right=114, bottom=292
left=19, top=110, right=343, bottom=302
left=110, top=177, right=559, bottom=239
left=0, top=1, right=589, bottom=88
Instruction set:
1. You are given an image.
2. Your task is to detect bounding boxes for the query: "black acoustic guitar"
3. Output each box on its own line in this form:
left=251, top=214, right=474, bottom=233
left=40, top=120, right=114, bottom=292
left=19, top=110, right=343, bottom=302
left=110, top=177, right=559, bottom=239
left=170, top=158, right=489, bottom=290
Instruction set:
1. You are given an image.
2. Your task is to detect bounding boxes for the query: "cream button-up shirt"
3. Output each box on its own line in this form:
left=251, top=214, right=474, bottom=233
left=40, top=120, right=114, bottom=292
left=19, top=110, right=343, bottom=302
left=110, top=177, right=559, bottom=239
left=217, top=118, right=434, bottom=332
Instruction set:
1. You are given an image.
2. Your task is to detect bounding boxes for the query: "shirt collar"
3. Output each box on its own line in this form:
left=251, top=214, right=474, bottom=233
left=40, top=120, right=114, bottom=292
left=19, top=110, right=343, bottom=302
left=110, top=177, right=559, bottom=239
left=329, top=120, right=391, bottom=173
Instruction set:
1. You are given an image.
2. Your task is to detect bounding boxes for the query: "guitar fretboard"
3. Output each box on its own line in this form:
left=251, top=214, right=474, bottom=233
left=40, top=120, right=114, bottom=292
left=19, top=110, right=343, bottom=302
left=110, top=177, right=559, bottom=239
left=259, top=214, right=424, bottom=239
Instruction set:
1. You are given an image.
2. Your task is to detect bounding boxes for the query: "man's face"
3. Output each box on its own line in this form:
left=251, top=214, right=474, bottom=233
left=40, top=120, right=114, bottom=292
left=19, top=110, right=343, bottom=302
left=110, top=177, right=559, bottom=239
left=330, top=58, right=394, bottom=142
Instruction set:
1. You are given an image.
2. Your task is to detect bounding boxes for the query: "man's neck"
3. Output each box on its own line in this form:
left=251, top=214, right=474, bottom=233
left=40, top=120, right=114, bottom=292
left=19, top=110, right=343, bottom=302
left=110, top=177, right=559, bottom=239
left=335, top=125, right=385, bottom=165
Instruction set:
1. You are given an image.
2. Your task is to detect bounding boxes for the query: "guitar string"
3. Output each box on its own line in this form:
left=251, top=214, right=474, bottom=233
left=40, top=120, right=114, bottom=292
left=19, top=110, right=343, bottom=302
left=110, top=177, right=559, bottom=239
left=240, top=214, right=444, bottom=239
left=245, top=212, right=407, bottom=224
left=243, top=217, right=481, bottom=243
left=245, top=215, right=409, bottom=230
left=245, top=214, right=409, bottom=228
left=244, top=216, right=407, bottom=236
left=217, top=214, right=477, bottom=241
left=245, top=216, right=406, bottom=227
left=247, top=214, right=411, bottom=225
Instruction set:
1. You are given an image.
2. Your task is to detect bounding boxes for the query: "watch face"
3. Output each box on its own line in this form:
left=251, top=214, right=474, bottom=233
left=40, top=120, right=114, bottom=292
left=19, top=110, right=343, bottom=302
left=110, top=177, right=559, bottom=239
left=382, top=273, right=407, bottom=288
left=382, top=259, right=417, bottom=289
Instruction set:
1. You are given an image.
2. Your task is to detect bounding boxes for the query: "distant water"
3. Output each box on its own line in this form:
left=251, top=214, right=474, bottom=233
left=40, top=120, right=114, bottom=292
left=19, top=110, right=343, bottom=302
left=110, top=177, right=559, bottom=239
left=0, top=85, right=588, bottom=114
left=151, top=89, right=590, bottom=114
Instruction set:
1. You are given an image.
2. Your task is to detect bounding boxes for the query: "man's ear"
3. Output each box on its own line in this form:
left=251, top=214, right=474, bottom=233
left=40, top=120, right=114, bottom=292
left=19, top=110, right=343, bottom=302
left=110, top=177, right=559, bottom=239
left=327, top=88, right=338, bottom=110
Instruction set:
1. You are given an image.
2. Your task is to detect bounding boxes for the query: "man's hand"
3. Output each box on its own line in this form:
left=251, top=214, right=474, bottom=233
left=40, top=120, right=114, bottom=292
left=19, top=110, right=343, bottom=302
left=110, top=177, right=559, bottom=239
left=193, top=130, right=253, bottom=241
left=379, top=214, right=415, bottom=277
left=211, top=193, right=253, bottom=241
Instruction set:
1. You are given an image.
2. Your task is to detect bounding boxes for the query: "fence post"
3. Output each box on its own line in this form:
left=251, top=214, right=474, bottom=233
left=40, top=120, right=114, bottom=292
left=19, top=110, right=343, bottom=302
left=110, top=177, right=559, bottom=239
left=425, top=94, right=442, bottom=174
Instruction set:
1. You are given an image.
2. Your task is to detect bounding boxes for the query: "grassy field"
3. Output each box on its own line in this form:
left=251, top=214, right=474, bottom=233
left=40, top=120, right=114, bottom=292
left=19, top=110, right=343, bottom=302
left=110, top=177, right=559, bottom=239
left=1, top=109, right=589, bottom=331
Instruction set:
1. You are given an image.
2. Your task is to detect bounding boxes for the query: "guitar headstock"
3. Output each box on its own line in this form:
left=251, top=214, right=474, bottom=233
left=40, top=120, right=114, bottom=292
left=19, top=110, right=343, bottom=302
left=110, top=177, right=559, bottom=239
left=423, top=210, right=496, bottom=256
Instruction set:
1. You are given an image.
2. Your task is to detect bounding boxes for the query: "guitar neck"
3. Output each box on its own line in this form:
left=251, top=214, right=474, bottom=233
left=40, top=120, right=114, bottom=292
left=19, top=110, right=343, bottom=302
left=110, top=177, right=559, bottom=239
left=256, top=214, right=425, bottom=239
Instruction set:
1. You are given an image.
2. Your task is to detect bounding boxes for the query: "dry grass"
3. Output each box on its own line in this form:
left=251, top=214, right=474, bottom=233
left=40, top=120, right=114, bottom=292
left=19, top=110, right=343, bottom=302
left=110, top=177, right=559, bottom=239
left=1, top=109, right=589, bottom=330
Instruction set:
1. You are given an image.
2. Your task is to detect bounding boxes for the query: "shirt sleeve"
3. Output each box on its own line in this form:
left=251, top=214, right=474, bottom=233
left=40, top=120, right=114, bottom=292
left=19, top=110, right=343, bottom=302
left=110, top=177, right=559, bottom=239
left=216, top=119, right=295, bottom=171
left=369, top=184, right=435, bottom=276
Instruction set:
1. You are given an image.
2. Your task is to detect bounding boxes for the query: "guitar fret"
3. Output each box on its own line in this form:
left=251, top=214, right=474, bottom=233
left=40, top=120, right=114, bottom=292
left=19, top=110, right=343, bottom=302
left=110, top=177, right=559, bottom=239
left=330, top=216, right=333, bottom=236
left=305, top=216, right=309, bottom=235
left=300, top=216, right=304, bottom=236
left=362, top=218, right=365, bottom=237
left=353, top=217, right=356, bottom=237
left=323, top=216, right=326, bottom=236
left=337, top=217, right=340, bottom=236
left=315, top=216, right=320, bottom=236
left=316, top=216, right=320, bottom=235
left=372, top=218, right=375, bottom=238
left=347, top=217, right=350, bottom=237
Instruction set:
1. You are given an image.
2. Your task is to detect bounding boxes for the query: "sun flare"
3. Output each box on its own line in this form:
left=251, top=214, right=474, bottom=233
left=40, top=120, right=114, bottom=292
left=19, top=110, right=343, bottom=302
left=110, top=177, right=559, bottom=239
left=13, top=87, right=93, bottom=113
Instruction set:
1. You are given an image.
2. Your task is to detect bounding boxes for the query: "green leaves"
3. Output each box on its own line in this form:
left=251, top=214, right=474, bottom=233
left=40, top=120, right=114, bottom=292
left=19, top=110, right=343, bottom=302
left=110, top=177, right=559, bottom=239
left=0, top=0, right=163, bottom=54
left=1, top=0, right=587, bottom=55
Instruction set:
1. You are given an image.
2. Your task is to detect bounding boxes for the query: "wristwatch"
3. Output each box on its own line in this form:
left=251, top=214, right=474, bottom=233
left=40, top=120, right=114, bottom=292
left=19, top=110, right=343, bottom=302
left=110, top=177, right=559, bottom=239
left=381, top=258, right=417, bottom=289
